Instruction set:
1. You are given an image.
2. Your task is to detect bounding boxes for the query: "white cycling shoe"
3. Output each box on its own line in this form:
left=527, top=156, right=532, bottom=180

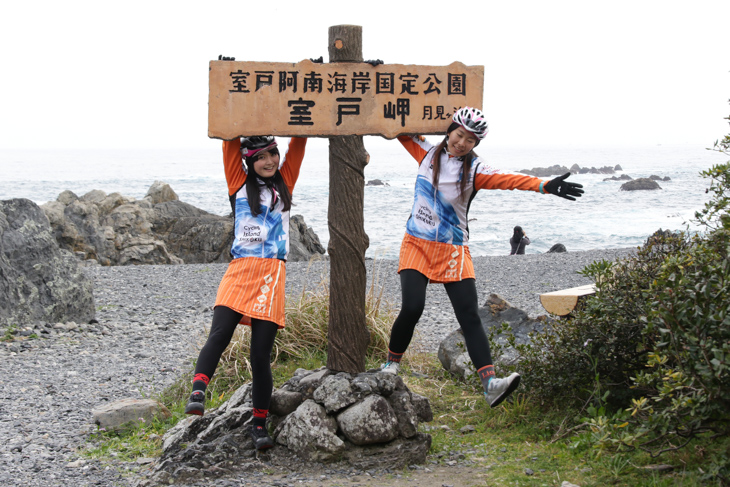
left=484, top=372, right=521, bottom=407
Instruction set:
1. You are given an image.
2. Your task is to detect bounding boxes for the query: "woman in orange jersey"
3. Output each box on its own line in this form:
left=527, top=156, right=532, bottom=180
left=381, top=107, right=583, bottom=407
left=184, top=135, right=306, bottom=450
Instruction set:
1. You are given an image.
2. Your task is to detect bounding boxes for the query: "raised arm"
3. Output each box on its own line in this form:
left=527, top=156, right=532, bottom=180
left=222, top=139, right=246, bottom=196
left=397, top=135, right=432, bottom=165
left=278, top=137, right=307, bottom=195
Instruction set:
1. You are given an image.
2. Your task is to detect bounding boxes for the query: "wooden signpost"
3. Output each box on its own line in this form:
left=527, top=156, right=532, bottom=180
left=208, top=25, right=484, bottom=373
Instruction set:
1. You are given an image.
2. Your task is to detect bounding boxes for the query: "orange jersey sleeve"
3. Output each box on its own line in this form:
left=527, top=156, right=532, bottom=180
left=222, top=139, right=246, bottom=196
left=398, top=135, right=430, bottom=165
left=279, top=137, right=307, bottom=195
left=474, top=171, right=544, bottom=192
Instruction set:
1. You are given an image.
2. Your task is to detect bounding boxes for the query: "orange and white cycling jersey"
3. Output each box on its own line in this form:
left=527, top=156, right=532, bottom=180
left=222, top=137, right=306, bottom=261
left=398, top=135, right=543, bottom=247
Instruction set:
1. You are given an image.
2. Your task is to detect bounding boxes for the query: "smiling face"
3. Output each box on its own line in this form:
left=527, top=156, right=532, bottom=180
left=250, top=149, right=280, bottom=178
left=446, top=126, right=478, bottom=157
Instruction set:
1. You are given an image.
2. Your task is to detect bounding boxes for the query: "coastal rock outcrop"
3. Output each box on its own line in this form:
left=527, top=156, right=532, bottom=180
left=620, top=178, right=662, bottom=191
left=520, top=164, right=618, bottom=177
left=438, top=294, right=551, bottom=377
left=143, top=368, right=432, bottom=485
left=289, top=214, right=326, bottom=261
left=0, top=198, right=95, bottom=326
left=41, top=182, right=326, bottom=266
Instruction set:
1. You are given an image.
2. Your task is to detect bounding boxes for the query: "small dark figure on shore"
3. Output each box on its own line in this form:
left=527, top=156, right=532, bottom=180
left=510, top=226, right=531, bottom=255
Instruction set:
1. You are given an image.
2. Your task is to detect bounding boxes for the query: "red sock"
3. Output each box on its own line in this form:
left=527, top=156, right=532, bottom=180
left=253, top=408, right=268, bottom=427
left=193, top=373, right=210, bottom=391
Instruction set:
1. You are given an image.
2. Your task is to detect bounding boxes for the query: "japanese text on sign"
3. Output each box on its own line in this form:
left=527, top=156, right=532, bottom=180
left=208, top=60, right=484, bottom=139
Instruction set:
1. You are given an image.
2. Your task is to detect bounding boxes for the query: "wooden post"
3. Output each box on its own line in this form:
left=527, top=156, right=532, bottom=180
left=326, top=25, right=371, bottom=373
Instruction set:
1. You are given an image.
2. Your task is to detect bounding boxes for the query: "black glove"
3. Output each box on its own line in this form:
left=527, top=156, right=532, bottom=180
left=364, top=59, right=383, bottom=66
left=544, top=173, right=584, bottom=201
left=310, top=56, right=324, bottom=63
left=218, top=55, right=235, bottom=61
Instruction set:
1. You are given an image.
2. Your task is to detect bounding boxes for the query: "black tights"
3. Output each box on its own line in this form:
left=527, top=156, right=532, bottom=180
left=388, top=269, right=493, bottom=369
left=194, top=306, right=279, bottom=411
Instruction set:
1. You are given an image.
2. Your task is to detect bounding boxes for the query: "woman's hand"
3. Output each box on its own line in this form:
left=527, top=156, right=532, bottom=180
left=544, top=173, right=584, bottom=201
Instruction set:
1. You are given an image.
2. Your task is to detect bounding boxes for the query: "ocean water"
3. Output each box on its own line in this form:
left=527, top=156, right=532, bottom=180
left=1, top=139, right=724, bottom=259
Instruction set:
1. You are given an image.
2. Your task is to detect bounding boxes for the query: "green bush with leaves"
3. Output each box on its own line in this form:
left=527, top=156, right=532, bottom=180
left=524, top=104, right=730, bottom=484
left=512, top=233, right=690, bottom=410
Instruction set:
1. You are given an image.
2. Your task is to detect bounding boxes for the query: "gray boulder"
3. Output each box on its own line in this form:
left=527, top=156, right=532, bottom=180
left=438, top=294, right=551, bottom=378
left=41, top=182, right=325, bottom=265
left=289, top=214, right=326, bottom=262
left=312, top=374, right=358, bottom=413
left=275, top=399, right=345, bottom=461
left=547, top=243, right=567, bottom=253
left=147, top=368, right=432, bottom=485
left=92, top=398, right=171, bottom=431
left=620, top=178, right=662, bottom=191
left=0, top=198, right=95, bottom=327
left=336, top=395, right=398, bottom=445
left=150, top=200, right=233, bottom=264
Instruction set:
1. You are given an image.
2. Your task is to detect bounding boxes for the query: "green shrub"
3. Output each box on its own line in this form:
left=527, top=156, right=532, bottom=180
left=512, top=233, right=690, bottom=410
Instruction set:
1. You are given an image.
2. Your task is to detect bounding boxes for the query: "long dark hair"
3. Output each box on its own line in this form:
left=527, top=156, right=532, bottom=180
left=511, top=226, right=523, bottom=243
left=244, top=147, right=292, bottom=217
left=431, top=122, right=477, bottom=201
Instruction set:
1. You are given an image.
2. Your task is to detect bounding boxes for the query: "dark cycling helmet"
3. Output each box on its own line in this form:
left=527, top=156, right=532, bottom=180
left=240, top=136, right=277, bottom=159
left=452, top=107, right=489, bottom=140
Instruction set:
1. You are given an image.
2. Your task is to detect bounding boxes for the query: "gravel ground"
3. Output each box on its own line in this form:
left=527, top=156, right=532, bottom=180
left=0, top=248, right=635, bottom=486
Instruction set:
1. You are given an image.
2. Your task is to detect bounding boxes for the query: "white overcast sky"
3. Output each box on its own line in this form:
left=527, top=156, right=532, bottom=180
left=0, top=0, right=728, bottom=150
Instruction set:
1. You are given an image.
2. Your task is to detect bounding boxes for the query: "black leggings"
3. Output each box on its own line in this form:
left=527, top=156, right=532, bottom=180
left=388, top=269, right=493, bottom=369
left=194, top=306, right=279, bottom=410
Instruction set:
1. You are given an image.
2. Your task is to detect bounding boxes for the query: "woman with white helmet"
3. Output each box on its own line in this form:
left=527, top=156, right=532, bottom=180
left=381, top=107, right=583, bottom=407
left=184, top=134, right=307, bottom=451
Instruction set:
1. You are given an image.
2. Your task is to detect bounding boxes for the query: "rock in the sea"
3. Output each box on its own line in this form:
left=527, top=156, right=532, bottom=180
left=620, top=178, right=662, bottom=191
left=519, top=165, right=571, bottom=177
left=0, top=198, right=95, bottom=326
left=603, top=174, right=632, bottom=182
left=520, top=165, right=617, bottom=177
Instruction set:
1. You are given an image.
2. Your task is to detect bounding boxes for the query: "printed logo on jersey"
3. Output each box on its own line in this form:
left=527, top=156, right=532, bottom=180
left=232, top=196, right=289, bottom=260
left=406, top=175, right=464, bottom=245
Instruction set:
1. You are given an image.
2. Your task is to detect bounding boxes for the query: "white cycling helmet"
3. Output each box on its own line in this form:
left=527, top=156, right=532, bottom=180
left=452, top=107, right=489, bottom=140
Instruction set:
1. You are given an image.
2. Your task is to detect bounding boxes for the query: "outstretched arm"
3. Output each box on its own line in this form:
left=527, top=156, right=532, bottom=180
left=475, top=170, right=584, bottom=201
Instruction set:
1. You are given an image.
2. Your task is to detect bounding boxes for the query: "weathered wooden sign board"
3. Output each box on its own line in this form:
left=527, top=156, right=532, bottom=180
left=208, top=60, right=484, bottom=140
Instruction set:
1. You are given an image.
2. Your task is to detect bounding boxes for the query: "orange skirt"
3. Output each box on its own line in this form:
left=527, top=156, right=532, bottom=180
left=397, top=233, right=475, bottom=283
left=214, top=257, right=287, bottom=328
